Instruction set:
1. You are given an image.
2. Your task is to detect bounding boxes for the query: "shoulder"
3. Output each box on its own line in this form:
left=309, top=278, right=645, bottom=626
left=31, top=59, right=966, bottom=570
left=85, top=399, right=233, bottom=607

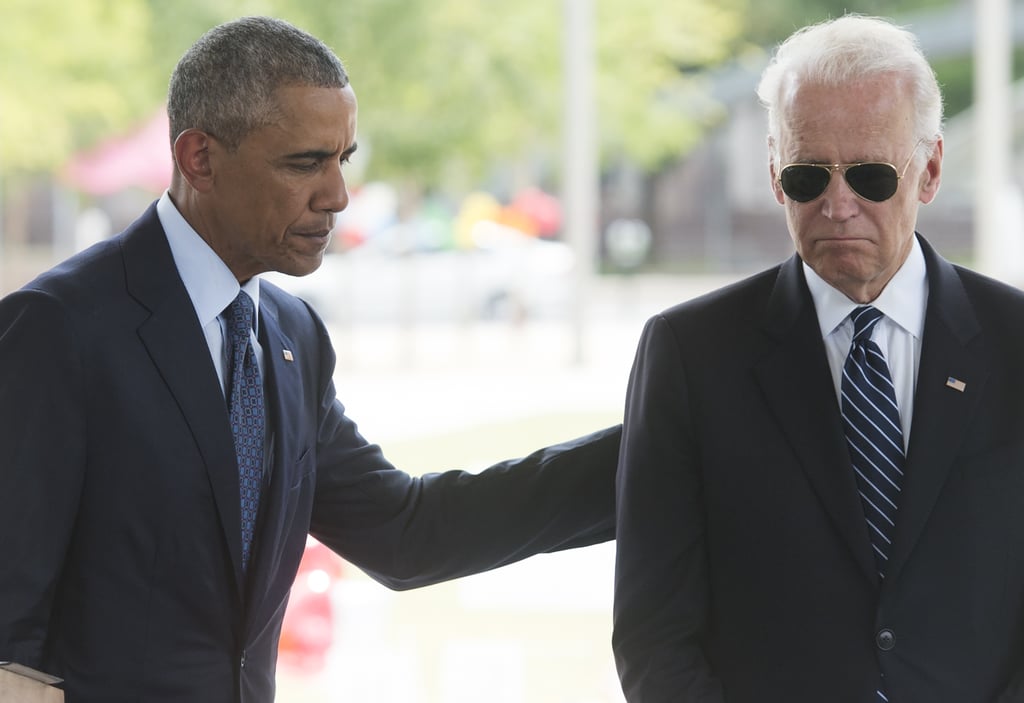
left=14, top=203, right=166, bottom=309
left=259, top=277, right=331, bottom=340
left=953, top=264, right=1024, bottom=306
left=654, top=265, right=783, bottom=330
left=630, top=264, right=785, bottom=364
left=22, top=238, right=123, bottom=299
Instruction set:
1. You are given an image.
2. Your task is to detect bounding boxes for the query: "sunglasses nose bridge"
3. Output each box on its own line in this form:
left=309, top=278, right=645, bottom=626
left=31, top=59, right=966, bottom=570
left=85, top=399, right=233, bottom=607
left=818, top=164, right=864, bottom=217
left=820, top=164, right=859, bottom=199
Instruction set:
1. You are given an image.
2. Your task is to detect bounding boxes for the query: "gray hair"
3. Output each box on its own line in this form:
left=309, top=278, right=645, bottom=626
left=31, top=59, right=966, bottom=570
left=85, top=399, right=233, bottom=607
left=756, top=15, right=943, bottom=167
left=167, top=16, right=349, bottom=150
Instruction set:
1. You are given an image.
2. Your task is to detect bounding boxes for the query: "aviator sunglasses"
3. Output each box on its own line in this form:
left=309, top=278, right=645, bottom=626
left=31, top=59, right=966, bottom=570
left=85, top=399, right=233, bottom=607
left=778, top=139, right=924, bottom=203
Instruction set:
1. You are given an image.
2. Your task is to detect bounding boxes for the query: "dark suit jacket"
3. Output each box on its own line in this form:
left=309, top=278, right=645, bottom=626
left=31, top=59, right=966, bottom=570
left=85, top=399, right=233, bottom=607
left=0, top=203, right=620, bottom=703
left=613, top=235, right=1024, bottom=703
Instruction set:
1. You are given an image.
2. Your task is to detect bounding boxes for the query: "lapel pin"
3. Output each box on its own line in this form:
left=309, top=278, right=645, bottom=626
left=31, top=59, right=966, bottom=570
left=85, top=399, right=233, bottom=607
left=945, top=376, right=966, bottom=392
left=282, top=349, right=294, bottom=362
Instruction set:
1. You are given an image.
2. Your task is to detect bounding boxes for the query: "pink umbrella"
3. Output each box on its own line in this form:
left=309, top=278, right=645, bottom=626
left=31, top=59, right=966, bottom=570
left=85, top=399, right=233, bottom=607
left=62, top=109, right=174, bottom=196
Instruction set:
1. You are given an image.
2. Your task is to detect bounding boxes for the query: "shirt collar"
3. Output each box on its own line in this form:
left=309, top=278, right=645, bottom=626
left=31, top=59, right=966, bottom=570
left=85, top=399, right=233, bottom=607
left=803, top=234, right=928, bottom=340
left=156, top=191, right=261, bottom=330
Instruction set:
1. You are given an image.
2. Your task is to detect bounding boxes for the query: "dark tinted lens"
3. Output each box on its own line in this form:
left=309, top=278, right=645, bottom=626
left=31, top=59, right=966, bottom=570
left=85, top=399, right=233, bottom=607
left=844, top=163, right=900, bottom=202
left=780, top=165, right=830, bottom=202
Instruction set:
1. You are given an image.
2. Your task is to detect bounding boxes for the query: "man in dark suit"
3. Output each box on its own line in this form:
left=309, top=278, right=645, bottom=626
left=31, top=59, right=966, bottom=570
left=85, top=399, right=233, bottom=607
left=613, top=14, right=1024, bottom=703
left=0, top=17, right=620, bottom=702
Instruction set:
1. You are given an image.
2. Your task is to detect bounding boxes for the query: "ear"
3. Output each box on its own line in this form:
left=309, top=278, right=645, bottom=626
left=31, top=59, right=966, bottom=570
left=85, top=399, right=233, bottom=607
left=918, top=136, right=943, bottom=205
left=767, top=137, right=785, bottom=205
left=172, top=129, right=215, bottom=193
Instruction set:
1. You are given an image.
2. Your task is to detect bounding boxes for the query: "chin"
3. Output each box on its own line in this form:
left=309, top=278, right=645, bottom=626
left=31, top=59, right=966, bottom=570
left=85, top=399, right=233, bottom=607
left=280, top=256, right=325, bottom=278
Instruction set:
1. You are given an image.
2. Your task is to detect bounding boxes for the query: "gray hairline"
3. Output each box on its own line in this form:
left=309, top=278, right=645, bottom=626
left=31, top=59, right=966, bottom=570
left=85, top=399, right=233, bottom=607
left=167, top=16, right=350, bottom=151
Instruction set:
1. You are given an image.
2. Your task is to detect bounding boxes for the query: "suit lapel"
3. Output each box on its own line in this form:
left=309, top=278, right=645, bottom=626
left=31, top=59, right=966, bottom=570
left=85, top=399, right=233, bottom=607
left=122, top=207, right=246, bottom=597
left=245, top=294, right=305, bottom=614
left=885, top=237, right=986, bottom=584
left=753, top=255, right=878, bottom=583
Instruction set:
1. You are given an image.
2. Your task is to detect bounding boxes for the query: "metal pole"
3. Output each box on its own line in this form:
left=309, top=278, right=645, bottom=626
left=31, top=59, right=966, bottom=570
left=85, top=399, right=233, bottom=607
left=0, top=174, right=5, bottom=295
left=974, top=0, right=1020, bottom=281
left=563, top=0, right=597, bottom=365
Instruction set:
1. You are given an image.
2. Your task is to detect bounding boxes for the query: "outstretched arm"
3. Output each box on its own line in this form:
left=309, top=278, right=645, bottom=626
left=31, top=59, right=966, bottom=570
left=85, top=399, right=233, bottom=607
left=308, top=381, right=620, bottom=589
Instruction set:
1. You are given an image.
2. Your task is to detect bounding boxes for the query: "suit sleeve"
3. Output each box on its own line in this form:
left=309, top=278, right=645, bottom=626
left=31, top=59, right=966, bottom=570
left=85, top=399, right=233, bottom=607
left=0, top=291, right=86, bottom=668
left=612, top=314, right=724, bottom=702
left=306, top=321, right=620, bottom=590
left=996, top=670, right=1024, bottom=702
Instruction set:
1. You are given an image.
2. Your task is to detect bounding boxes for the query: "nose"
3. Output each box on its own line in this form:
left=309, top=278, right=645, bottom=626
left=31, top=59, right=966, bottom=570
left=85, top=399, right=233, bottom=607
left=314, top=161, right=350, bottom=214
left=820, top=167, right=859, bottom=221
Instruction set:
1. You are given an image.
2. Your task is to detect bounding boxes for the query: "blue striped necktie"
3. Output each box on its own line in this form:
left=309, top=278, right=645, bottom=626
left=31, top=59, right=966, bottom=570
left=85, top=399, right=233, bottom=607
left=841, top=305, right=905, bottom=578
left=225, top=291, right=265, bottom=571
left=840, top=306, right=904, bottom=703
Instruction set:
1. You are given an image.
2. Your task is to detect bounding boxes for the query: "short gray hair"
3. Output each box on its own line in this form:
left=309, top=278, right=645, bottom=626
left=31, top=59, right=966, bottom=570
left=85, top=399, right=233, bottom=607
left=167, top=16, right=349, bottom=150
left=756, top=15, right=943, bottom=166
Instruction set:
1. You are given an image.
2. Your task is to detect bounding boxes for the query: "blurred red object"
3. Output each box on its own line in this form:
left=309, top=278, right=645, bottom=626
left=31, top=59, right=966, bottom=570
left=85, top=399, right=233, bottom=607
left=62, top=109, right=174, bottom=196
left=508, top=187, right=563, bottom=238
left=278, top=537, right=345, bottom=673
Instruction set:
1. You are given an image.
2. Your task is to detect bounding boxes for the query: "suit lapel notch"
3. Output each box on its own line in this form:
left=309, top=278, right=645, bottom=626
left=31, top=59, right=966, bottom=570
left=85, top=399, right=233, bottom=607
left=245, top=296, right=304, bottom=607
left=886, top=238, right=986, bottom=583
left=755, top=257, right=879, bottom=582
left=125, top=213, right=247, bottom=594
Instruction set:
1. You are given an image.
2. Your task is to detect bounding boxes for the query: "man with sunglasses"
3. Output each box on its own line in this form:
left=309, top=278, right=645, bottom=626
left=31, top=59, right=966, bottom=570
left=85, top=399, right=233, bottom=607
left=614, top=14, right=1024, bottom=703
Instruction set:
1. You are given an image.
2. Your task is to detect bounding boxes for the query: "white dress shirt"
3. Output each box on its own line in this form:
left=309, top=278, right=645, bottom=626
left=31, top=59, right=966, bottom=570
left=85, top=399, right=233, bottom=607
left=157, top=191, right=276, bottom=484
left=156, top=191, right=264, bottom=395
left=803, top=235, right=929, bottom=450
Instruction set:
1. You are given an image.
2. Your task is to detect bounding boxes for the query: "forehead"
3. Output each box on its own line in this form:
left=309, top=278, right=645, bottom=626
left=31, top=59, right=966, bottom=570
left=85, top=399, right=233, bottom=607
left=255, top=83, right=357, bottom=151
left=777, top=75, right=915, bottom=159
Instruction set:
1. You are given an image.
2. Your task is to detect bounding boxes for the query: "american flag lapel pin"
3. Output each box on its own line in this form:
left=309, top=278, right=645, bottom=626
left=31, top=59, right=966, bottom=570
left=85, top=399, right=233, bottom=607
left=282, top=349, right=294, bottom=362
left=945, top=376, right=966, bottom=392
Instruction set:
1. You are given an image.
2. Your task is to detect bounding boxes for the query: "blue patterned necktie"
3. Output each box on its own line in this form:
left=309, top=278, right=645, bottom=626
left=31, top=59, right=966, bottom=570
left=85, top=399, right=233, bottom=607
left=840, top=306, right=904, bottom=703
left=225, top=291, right=265, bottom=571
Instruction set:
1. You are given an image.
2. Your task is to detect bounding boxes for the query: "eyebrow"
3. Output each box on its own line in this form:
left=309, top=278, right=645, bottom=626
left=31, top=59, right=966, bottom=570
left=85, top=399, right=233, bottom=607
left=283, top=142, right=359, bottom=161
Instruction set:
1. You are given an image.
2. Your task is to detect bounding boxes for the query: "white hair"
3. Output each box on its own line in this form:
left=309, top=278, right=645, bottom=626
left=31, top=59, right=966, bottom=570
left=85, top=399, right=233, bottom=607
left=756, top=14, right=943, bottom=167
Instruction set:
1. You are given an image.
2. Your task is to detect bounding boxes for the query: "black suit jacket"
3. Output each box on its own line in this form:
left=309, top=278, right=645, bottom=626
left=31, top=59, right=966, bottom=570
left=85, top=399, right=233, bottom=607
left=613, top=235, right=1024, bottom=703
left=0, top=203, right=620, bottom=702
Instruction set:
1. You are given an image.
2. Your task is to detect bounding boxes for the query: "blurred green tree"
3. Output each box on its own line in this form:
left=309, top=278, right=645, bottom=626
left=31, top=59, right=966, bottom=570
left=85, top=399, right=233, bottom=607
left=1, top=0, right=159, bottom=172
left=275, top=0, right=748, bottom=186
left=3, top=0, right=1004, bottom=190
left=734, top=0, right=953, bottom=47
left=3, top=0, right=746, bottom=187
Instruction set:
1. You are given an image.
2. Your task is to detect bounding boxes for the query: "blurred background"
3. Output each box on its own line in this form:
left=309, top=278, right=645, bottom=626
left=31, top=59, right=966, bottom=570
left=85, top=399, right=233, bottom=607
left=2, top=0, right=1023, bottom=700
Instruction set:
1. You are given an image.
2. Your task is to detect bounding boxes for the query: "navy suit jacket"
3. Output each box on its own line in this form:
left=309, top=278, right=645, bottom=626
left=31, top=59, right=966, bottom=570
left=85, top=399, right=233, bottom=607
left=0, top=203, right=620, bottom=702
left=613, top=235, right=1024, bottom=702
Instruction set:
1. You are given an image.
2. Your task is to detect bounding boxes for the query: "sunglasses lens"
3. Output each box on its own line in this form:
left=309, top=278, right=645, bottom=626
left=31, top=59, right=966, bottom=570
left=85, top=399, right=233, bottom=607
left=780, top=166, right=830, bottom=202
left=844, top=163, right=900, bottom=202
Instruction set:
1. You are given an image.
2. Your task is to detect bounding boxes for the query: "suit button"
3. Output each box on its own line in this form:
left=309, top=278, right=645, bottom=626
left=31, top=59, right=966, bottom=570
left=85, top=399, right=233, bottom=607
left=876, top=629, right=895, bottom=651
left=240, top=649, right=247, bottom=668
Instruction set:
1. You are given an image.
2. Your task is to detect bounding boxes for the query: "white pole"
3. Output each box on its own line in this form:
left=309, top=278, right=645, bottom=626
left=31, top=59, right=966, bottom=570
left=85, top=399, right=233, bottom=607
left=563, top=0, right=597, bottom=365
left=974, top=0, right=1021, bottom=282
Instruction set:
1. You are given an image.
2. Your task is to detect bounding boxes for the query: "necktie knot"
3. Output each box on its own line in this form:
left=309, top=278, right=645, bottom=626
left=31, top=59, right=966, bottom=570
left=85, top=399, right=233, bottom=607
left=226, top=291, right=256, bottom=347
left=850, top=305, right=884, bottom=344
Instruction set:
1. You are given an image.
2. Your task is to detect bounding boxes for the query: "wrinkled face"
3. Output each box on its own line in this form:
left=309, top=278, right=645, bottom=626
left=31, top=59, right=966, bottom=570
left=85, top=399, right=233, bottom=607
left=203, top=84, right=358, bottom=282
left=769, top=74, right=942, bottom=303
